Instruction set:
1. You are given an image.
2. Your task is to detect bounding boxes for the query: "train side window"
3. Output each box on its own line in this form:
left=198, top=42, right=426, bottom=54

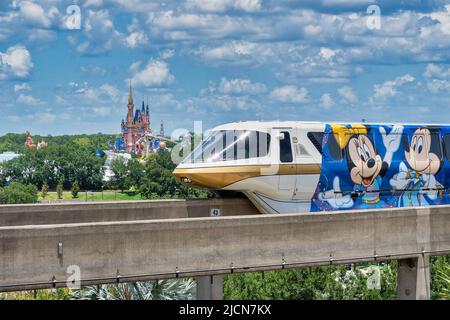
left=307, top=132, right=323, bottom=154
left=280, top=131, right=293, bottom=163
left=244, top=133, right=250, bottom=159
left=256, top=131, right=271, bottom=157
left=323, top=133, right=342, bottom=161
left=443, top=134, right=450, bottom=160
left=196, top=130, right=271, bottom=163
left=233, top=133, right=238, bottom=160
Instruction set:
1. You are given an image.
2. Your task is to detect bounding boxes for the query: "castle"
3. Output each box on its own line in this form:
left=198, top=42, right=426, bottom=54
left=24, top=131, right=47, bottom=149
left=121, top=81, right=151, bottom=153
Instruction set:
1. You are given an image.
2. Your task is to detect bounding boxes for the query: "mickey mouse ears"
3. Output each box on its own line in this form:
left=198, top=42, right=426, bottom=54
left=330, top=124, right=368, bottom=149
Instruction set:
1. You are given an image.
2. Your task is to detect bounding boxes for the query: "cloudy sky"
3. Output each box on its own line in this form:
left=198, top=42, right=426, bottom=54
left=1, top=0, right=450, bottom=136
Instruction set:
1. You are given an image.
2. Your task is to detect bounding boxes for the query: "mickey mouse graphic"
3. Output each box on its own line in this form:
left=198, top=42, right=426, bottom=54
left=318, top=124, right=403, bottom=209
left=390, top=127, right=443, bottom=207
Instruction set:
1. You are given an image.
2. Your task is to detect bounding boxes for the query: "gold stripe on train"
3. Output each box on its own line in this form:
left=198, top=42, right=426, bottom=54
left=173, top=164, right=321, bottom=189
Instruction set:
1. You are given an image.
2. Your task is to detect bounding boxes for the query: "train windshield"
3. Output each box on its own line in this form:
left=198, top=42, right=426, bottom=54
left=183, top=130, right=271, bottom=163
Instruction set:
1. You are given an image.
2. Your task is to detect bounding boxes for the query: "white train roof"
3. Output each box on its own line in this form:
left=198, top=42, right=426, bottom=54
left=212, top=121, right=450, bottom=132
left=213, top=121, right=323, bottom=131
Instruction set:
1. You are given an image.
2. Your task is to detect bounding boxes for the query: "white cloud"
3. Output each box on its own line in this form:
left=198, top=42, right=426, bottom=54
left=125, top=32, right=148, bottom=48
left=14, top=83, right=31, bottom=92
left=18, top=1, right=51, bottom=28
left=39, top=112, right=57, bottom=123
left=218, top=78, right=266, bottom=95
left=26, top=28, right=56, bottom=43
left=186, top=0, right=262, bottom=13
left=186, top=94, right=261, bottom=113
left=423, top=64, right=450, bottom=79
left=338, top=86, right=358, bottom=103
left=197, top=42, right=352, bottom=83
left=80, top=65, right=107, bottom=76
left=149, top=11, right=259, bottom=41
left=270, top=85, right=308, bottom=103
left=84, top=0, right=104, bottom=7
left=84, top=84, right=121, bottom=102
left=371, top=74, right=415, bottom=101
left=426, top=79, right=450, bottom=93
left=132, top=60, right=175, bottom=87
left=75, top=10, right=122, bottom=55
left=422, top=64, right=450, bottom=93
left=161, top=49, right=175, bottom=60
left=102, top=0, right=159, bottom=12
left=66, top=82, right=122, bottom=104
left=93, top=106, right=111, bottom=115
left=195, top=41, right=269, bottom=66
left=68, top=81, right=89, bottom=93
left=319, top=47, right=336, bottom=60
left=124, top=17, right=148, bottom=48
left=0, top=45, right=33, bottom=80
left=429, top=4, right=450, bottom=35
left=129, top=61, right=142, bottom=73
left=320, top=93, right=334, bottom=109
left=17, top=93, right=43, bottom=106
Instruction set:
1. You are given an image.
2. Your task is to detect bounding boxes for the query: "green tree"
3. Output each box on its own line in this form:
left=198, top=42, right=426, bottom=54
left=0, top=138, right=105, bottom=191
left=56, top=178, right=64, bottom=200
left=139, top=150, right=207, bottom=199
left=437, top=264, right=450, bottom=299
left=0, top=288, right=72, bottom=300
left=0, top=132, right=113, bottom=154
left=41, top=181, right=48, bottom=199
left=110, top=158, right=129, bottom=192
left=125, top=159, right=145, bottom=189
left=431, top=255, right=450, bottom=299
left=71, top=181, right=80, bottom=199
left=224, top=262, right=397, bottom=300
left=0, top=182, right=38, bottom=204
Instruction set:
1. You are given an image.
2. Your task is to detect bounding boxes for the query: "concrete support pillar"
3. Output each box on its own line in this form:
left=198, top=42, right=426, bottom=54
left=196, top=275, right=223, bottom=300
left=396, top=255, right=430, bottom=300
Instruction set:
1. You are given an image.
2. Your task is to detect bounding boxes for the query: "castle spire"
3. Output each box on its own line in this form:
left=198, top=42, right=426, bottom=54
left=127, top=79, right=135, bottom=124
left=128, top=79, right=133, bottom=105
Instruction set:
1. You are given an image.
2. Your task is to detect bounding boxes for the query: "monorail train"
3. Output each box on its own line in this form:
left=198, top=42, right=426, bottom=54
left=173, top=121, right=450, bottom=214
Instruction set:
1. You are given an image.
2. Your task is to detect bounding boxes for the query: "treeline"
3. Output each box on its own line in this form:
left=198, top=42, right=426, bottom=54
left=225, top=257, right=450, bottom=300
left=0, top=133, right=114, bottom=154
left=108, top=149, right=204, bottom=199
left=0, top=144, right=104, bottom=190
left=0, top=138, right=204, bottom=202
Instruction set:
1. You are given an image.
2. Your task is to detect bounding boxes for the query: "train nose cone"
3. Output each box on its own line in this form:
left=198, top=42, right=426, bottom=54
left=173, top=166, right=252, bottom=189
left=173, top=168, right=192, bottom=184
left=367, top=158, right=375, bottom=168
left=173, top=168, right=216, bottom=188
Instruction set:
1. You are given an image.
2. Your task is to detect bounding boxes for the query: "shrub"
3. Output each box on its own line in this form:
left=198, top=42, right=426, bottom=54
left=41, top=181, right=48, bottom=199
left=0, top=182, right=38, bottom=204
left=56, top=178, right=64, bottom=200
left=71, top=181, right=80, bottom=199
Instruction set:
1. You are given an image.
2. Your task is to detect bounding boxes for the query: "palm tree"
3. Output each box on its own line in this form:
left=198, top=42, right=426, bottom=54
left=72, top=278, right=196, bottom=300
left=438, top=264, right=450, bottom=299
